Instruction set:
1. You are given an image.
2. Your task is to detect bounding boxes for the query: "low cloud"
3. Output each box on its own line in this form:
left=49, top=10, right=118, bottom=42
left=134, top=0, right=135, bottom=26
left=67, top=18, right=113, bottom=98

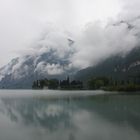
left=35, top=62, right=64, bottom=75
left=71, top=19, right=140, bottom=69
left=1, top=16, right=140, bottom=79
left=0, top=27, right=76, bottom=79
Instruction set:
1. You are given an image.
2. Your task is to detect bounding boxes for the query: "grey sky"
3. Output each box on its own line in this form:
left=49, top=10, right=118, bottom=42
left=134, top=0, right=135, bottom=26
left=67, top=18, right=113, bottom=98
left=0, top=0, right=139, bottom=67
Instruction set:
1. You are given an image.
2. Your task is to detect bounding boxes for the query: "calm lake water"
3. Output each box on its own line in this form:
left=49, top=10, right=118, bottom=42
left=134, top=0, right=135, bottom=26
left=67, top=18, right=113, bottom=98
left=0, top=90, right=140, bottom=140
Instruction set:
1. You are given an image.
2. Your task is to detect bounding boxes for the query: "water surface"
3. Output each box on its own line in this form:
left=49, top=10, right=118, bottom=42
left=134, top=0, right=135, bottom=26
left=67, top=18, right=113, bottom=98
left=0, top=90, right=140, bottom=140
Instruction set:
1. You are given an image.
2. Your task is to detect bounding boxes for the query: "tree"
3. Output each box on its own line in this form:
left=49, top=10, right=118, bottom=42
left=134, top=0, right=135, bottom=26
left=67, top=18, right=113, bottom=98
left=87, top=76, right=110, bottom=89
left=48, top=79, right=59, bottom=89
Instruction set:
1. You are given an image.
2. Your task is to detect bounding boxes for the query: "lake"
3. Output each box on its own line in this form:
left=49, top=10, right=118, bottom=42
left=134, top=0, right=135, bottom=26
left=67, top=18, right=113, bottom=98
left=0, top=90, right=140, bottom=140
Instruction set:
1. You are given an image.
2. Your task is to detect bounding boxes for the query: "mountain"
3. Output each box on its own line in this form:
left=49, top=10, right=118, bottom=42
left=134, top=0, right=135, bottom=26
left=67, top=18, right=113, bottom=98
left=1, top=44, right=140, bottom=89
left=1, top=43, right=140, bottom=89
left=0, top=33, right=76, bottom=89
left=75, top=46, right=140, bottom=82
left=1, top=18, right=140, bottom=89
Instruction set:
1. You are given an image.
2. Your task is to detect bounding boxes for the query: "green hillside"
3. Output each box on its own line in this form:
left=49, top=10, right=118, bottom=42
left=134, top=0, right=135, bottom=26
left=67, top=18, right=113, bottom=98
left=75, top=46, right=140, bottom=87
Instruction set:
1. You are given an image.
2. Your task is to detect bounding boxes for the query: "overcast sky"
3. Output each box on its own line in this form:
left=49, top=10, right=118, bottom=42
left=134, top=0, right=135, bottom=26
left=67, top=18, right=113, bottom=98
left=0, top=0, right=139, bottom=67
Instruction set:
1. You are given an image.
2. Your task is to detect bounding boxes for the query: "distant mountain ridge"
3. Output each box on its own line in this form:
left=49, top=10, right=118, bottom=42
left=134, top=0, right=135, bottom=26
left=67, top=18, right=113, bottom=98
left=0, top=34, right=76, bottom=89
left=75, top=46, right=140, bottom=82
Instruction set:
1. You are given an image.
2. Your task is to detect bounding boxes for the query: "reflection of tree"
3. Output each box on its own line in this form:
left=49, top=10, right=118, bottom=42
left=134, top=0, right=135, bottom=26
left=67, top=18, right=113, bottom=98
left=80, top=95, right=140, bottom=131
left=0, top=98, right=75, bottom=132
left=69, top=133, right=75, bottom=140
left=0, top=95, right=140, bottom=133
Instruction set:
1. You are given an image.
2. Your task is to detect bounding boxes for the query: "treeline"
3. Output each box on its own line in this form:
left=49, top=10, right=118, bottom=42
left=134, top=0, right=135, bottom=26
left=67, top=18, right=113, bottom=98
left=32, top=77, right=83, bottom=90
left=87, top=76, right=140, bottom=91
left=32, top=75, right=140, bottom=91
left=87, top=77, right=109, bottom=89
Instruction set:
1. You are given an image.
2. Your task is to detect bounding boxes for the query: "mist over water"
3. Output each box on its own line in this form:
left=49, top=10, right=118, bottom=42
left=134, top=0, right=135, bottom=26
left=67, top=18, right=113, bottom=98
left=0, top=90, right=140, bottom=140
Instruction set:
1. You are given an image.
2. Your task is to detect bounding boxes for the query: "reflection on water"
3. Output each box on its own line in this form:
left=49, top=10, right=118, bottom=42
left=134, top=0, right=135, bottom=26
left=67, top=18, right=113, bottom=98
left=0, top=90, right=140, bottom=140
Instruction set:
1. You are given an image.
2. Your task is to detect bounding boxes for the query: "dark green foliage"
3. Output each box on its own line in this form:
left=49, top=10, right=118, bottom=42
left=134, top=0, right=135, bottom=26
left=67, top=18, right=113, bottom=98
left=48, top=79, right=59, bottom=89
left=86, top=76, right=140, bottom=91
left=32, top=77, right=83, bottom=90
left=59, top=77, right=83, bottom=90
left=88, top=77, right=109, bottom=89
left=104, top=84, right=140, bottom=92
left=60, top=76, right=70, bottom=89
left=32, top=79, right=49, bottom=89
left=70, top=80, right=83, bottom=89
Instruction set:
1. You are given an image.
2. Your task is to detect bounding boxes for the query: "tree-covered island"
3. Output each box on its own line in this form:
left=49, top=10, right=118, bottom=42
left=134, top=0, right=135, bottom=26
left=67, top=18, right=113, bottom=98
left=32, top=76, right=83, bottom=90
left=32, top=75, right=140, bottom=91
